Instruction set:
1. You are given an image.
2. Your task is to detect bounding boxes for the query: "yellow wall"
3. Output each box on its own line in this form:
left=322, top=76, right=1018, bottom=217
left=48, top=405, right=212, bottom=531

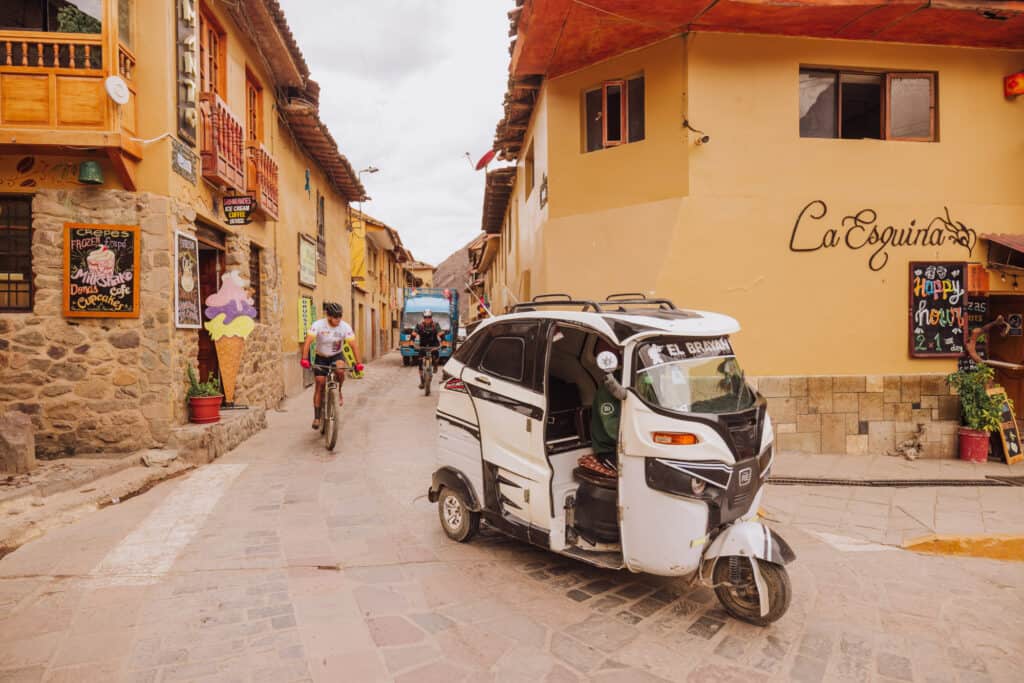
left=488, top=32, right=1024, bottom=377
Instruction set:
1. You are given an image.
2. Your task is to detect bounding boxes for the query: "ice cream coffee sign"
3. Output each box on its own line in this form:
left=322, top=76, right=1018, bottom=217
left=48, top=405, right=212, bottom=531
left=63, top=224, right=140, bottom=318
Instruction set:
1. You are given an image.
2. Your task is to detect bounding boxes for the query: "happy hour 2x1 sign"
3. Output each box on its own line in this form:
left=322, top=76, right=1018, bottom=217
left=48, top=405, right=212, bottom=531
left=63, top=224, right=140, bottom=318
left=909, top=262, right=967, bottom=358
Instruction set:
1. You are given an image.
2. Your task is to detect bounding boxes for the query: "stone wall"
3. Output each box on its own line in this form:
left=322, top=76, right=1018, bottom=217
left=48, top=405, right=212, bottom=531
left=750, top=374, right=960, bottom=457
left=0, top=189, right=176, bottom=457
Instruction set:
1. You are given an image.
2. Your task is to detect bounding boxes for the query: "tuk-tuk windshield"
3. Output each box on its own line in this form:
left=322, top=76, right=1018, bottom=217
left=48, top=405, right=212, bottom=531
left=634, top=338, right=754, bottom=415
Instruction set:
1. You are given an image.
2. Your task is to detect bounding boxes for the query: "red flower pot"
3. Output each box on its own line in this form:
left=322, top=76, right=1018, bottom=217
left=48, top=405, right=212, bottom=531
left=189, top=395, right=222, bottom=424
left=957, top=427, right=989, bottom=462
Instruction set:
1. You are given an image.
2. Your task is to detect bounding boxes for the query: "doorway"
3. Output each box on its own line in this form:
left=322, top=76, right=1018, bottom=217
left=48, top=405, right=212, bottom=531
left=197, top=228, right=226, bottom=383
left=987, top=294, right=1024, bottom=414
left=371, top=308, right=379, bottom=359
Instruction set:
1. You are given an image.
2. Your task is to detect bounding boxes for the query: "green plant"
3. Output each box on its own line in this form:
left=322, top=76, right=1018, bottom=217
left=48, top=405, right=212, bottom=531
left=946, top=364, right=1001, bottom=432
left=186, top=366, right=222, bottom=399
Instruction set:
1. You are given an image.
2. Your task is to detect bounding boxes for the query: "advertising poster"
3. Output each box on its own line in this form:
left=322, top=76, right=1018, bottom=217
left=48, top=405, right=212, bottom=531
left=63, top=223, right=140, bottom=318
left=175, top=231, right=202, bottom=328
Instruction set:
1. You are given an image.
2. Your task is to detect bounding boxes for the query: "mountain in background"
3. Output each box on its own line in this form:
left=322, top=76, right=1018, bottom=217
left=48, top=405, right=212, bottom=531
left=434, top=238, right=476, bottom=319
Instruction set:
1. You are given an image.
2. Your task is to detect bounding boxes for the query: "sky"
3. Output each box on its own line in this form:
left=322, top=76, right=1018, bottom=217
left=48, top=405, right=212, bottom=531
left=277, top=0, right=513, bottom=266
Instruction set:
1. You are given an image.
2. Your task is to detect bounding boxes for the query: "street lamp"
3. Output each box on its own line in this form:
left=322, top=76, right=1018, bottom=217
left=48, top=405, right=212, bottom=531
left=358, top=166, right=379, bottom=181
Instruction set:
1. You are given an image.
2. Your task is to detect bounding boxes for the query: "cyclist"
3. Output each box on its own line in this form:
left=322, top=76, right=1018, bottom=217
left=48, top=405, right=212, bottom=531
left=411, top=310, right=443, bottom=389
left=300, top=302, right=364, bottom=429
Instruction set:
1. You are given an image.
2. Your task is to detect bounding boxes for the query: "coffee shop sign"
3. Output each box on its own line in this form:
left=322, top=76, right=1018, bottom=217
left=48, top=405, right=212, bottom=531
left=789, top=200, right=978, bottom=272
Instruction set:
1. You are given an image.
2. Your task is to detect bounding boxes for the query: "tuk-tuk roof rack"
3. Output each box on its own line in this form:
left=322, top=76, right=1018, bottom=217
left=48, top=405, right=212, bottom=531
left=509, top=293, right=682, bottom=315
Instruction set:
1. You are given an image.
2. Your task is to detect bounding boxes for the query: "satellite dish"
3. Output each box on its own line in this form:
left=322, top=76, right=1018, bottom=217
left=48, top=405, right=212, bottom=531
left=474, top=149, right=497, bottom=171
left=105, top=76, right=130, bottom=105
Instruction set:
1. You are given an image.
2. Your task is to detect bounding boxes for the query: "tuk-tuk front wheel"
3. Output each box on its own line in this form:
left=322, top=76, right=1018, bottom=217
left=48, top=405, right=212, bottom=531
left=438, top=489, right=479, bottom=542
left=712, top=557, right=791, bottom=626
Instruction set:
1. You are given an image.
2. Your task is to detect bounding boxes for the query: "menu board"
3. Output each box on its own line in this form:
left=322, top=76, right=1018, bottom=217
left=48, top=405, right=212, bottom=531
left=959, top=295, right=989, bottom=372
left=909, top=262, right=967, bottom=358
left=987, top=386, right=1022, bottom=465
left=175, top=231, right=202, bottom=328
left=63, top=224, right=140, bottom=318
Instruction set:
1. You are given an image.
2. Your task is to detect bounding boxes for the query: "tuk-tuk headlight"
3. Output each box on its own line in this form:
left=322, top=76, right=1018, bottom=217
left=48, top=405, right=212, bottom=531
left=690, top=477, right=707, bottom=496
left=645, top=458, right=723, bottom=501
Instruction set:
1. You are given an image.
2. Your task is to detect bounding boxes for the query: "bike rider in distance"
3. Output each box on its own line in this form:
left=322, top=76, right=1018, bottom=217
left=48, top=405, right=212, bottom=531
left=411, top=310, right=444, bottom=389
left=300, top=302, right=364, bottom=429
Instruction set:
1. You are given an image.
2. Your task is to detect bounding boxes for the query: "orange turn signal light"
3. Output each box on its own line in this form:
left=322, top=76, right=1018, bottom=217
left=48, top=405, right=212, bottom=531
left=652, top=432, right=698, bottom=446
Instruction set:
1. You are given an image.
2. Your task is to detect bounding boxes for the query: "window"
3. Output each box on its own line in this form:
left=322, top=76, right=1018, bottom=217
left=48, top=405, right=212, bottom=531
left=316, top=192, right=326, bottom=274
left=245, top=70, right=263, bottom=142
left=248, top=245, right=261, bottom=320
left=0, top=197, right=33, bottom=312
left=800, top=68, right=936, bottom=141
left=1, top=1, right=101, bottom=33
left=524, top=141, right=535, bottom=197
left=480, top=337, right=525, bottom=382
left=118, top=0, right=134, bottom=49
left=585, top=75, right=645, bottom=152
left=199, top=6, right=226, bottom=95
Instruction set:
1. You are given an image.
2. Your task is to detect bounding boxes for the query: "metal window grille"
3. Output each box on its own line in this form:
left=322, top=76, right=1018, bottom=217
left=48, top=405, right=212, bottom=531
left=0, top=197, right=33, bottom=312
left=316, top=192, right=326, bottom=274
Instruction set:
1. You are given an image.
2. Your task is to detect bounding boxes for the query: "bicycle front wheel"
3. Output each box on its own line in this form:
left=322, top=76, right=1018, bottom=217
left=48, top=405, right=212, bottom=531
left=324, top=385, right=339, bottom=450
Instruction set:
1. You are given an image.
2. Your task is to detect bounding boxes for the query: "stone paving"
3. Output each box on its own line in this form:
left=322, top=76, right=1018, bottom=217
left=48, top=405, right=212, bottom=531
left=0, top=353, right=1022, bottom=682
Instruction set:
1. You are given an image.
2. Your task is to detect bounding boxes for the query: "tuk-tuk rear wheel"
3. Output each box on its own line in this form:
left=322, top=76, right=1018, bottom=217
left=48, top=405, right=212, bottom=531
left=712, top=557, right=791, bottom=626
left=438, top=489, right=480, bottom=543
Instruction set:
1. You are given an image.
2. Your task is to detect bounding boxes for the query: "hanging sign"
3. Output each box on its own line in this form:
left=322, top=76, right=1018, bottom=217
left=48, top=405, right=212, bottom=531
left=63, top=224, right=141, bottom=318
left=298, top=295, right=316, bottom=341
left=959, top=295, right=989, bottom=372
left=176, top=0, right=198, bottom=145
left=298, top=234, right=317, bottom=288
left=175, top=231, right=202, bottom=328
left=909, top=262, right=967, bottom=358
left=223, top=195, right=255, bottom=226
left=171, top=137, right=197, bottom=184
left=987, top=386, right=1022, bottom=465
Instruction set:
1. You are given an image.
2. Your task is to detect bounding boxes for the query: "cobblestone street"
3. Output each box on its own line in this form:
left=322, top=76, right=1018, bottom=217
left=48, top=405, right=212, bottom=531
left=1, top=353, right=1022, bottom=682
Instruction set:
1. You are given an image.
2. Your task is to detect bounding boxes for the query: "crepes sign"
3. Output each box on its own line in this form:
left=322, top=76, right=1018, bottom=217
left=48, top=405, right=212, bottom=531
left=63, top=224, right=141, bottom=318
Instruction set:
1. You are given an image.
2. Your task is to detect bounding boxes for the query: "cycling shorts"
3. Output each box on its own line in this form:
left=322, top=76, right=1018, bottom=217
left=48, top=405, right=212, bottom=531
left=313, top=353, right=346, bottom=376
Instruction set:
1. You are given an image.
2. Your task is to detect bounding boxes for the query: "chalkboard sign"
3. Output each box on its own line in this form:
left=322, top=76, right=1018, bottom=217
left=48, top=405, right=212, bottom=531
left=909, top=262, right=967, bottom=358
left=959, top=295, right=989, bottom=372
left=63, top=224, right=140, bottom=318
left=987, top=386, right=1022, bottom=465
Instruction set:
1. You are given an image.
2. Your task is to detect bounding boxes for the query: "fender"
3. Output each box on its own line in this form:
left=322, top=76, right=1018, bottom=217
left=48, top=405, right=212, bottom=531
left=704, top=520, right=796, bottom=566
left=428, top=466, right=482, bottom=511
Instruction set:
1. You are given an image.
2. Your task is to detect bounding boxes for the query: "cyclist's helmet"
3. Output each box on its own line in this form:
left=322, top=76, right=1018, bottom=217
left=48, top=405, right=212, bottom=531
left=324, top=302, right=343, bottom=318
left=423, top=310, right=432, bottom=318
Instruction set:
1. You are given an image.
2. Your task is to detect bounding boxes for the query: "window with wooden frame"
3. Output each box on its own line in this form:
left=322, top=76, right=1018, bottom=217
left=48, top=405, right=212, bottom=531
left=248, top=244, right=261, bottom=320
left=584, top=75, right=645, bottom=152
left=245, top=69, right=263, bottom=142
left=316, top=192, right=327, bottom=274
left=799, top=68, right=936, bottom=142
left=0, top=197, right=32, bottom=312
left=198, top=5, right=226, bottom=95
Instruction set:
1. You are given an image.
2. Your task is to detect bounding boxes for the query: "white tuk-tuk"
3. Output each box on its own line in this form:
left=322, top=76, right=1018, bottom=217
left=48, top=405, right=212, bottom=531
left=428, top=294, right=794, bottom=625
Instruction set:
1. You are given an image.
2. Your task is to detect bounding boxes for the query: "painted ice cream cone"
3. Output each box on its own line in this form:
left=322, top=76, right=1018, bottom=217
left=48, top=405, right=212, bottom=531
left=214, top=336, right=245, bottom=403
left=203, top=270, right=257, bottom=404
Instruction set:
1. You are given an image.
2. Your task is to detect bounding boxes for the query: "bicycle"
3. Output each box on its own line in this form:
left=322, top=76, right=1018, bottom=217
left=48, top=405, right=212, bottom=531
left=317, top=361, right=346, bottom=450
left=416, top=346, right=440, bottom=397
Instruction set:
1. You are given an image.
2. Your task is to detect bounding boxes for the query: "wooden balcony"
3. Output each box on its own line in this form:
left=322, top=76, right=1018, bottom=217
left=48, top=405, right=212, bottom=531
left=199, top=92, right=245, bottom=192
left=247, top=142, right=279, bottom=220
left=0, top=30, right=141, bottom=188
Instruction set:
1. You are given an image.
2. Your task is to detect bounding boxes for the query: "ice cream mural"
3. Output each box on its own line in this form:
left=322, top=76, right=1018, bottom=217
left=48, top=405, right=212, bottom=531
left=204, top=270, right=257, bottom=403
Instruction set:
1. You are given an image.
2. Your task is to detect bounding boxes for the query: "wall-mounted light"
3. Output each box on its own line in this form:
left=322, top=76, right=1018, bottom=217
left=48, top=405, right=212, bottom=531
left=683, top=118, right=710, bottom=145
left=77, top=160, right=104, bottom=185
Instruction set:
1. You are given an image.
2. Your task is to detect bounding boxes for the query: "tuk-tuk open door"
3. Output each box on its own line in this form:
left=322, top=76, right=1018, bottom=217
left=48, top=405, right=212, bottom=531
left=460, top=321, right=550, bottom=531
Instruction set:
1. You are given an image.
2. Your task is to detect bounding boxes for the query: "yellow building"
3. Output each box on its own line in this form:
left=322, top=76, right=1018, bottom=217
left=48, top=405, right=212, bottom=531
left=405, top=261, right=436, bottom=288
left=0, top=0, right=364, bottom=456
left=349, top=209, right=409, bottom=360
left=477, top=1, right=1024, bottom=457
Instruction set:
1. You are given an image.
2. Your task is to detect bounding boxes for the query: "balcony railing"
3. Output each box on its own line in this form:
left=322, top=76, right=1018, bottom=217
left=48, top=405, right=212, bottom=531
left=199, top=92, right=245, bottom=192
left=247, top=142, right=280, bottom=220
left=0, top=30, right=107, bottom=131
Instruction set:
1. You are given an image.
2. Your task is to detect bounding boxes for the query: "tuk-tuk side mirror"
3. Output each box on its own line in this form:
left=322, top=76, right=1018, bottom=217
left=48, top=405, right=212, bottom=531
left=596, top=350, right=619, bottom=372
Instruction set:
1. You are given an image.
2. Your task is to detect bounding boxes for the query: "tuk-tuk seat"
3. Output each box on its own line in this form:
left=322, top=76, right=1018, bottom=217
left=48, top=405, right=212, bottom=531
left=575, top=454, right=617, bottom=489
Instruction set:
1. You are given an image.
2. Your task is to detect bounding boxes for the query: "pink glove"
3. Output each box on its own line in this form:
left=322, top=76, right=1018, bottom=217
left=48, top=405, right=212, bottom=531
left=300, top=359, right=311, bottom=369
left=355, top=363, right=365, bottom=373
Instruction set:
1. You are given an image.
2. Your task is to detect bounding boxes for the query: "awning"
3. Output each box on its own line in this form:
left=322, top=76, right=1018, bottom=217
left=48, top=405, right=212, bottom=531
left=982, top=233, right=1024, bottom=270
left=475, top=235, right=501, bottom=275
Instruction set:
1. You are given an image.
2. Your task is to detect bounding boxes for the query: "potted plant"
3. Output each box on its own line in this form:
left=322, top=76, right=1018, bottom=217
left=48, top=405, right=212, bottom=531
left=946, top=364, right=1003, bottom=462
left=187, top=366, right=223, bottom=424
